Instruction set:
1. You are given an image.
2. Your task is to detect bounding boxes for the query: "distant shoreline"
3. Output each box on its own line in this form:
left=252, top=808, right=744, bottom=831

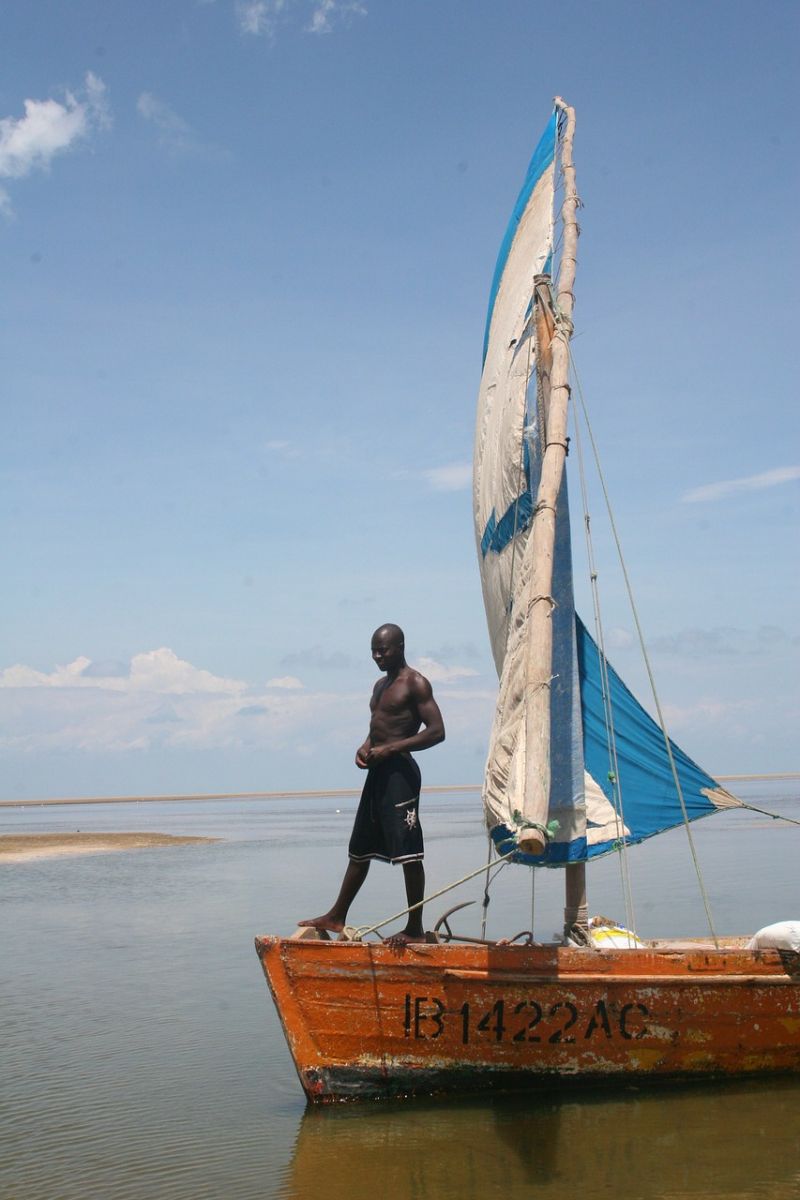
left=0, top=774, right=797, bottom=808
left=0, top=785, right=482, bottom=809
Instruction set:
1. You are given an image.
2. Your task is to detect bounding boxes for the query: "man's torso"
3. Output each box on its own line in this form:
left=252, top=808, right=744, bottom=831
left=368, top=668, right=422, bottom=746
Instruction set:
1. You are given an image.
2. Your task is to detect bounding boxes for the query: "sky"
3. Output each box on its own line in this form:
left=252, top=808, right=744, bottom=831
left=1, top=0, right=798, bottom=801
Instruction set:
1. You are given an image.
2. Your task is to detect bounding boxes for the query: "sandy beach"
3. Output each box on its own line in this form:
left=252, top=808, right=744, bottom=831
left=0, top=832, right=218, bottom=864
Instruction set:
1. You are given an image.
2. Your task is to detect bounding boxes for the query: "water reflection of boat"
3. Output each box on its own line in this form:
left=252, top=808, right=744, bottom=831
left=282, top=1081, right=800, bottom=1200
left=255, top=99, right=800, bottom=1103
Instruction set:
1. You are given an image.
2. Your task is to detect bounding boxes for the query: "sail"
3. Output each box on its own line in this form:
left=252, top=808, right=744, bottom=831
left=474, top=110, right=588, bottom=860
left=474, top=111, right=557, bottom=672
left=577, top=618, right=740, bottom=858
left=475, top=108, right=739, bottom=866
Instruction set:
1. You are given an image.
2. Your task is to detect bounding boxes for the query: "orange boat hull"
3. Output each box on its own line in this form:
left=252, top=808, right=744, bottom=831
left=255, top=936, right=800, bottom=1103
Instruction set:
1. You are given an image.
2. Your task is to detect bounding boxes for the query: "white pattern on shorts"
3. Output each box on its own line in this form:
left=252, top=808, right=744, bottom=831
left=405, top=808, right=417, bottom=829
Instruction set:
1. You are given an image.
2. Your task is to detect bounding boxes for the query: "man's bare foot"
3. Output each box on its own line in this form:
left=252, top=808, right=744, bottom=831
left=386, top=930, right=426, bottom=947
left=298, top=914, right=345, bottom=933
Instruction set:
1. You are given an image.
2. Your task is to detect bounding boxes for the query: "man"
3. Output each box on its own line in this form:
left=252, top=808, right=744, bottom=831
left=300, top=623, right=445, bottom=945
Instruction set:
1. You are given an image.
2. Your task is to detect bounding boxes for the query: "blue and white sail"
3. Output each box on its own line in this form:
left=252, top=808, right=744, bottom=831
left=577, top=619, right=739, bottom=860
left=474, top=109, right=578, bottom=857
left=474, top=109, right=739, bottom=866
left=474, top=112, right=557, bottom=673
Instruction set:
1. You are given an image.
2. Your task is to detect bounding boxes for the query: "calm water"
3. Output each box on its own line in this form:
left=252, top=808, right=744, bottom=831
left=2, top=786, right=799, bottom=1200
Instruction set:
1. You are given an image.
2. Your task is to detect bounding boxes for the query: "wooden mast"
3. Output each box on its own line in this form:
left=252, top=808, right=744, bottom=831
left=518, top=97, right=579, bottom=858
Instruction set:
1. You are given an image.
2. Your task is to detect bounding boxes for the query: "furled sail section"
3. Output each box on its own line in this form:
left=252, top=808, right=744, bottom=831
left=474, top=111, right=587, bottom=862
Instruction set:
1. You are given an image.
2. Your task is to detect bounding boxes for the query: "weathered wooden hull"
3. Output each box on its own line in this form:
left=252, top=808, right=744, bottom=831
left=254, top=936, right=800, bottom=1103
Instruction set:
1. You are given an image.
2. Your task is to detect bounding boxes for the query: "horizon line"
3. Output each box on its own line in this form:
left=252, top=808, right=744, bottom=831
left=1, top=773, right=798, bottom=809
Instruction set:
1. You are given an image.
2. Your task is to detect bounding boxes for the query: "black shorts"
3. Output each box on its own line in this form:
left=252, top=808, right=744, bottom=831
left=348, top=754, right=423, bottom=865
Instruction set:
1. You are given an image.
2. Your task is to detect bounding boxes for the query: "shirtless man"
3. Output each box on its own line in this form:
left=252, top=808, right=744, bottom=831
left=300, top=624, right=445, bottom=945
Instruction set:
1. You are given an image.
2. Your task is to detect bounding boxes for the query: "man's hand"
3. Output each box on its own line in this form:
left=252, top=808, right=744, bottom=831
left=355, top=740, right=371, bottom=769
left=365, top=743, right=396, bottom=765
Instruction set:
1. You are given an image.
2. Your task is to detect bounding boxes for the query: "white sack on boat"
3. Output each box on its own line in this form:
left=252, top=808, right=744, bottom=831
left=589, top=919, right=646, bottom=949
left=747, top=922, right=800, bottom=953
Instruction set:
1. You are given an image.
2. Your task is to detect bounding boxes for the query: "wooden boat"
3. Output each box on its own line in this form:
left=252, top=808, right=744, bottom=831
left=256, top=98, right=800, bottom=1103
left=257, top=935, right=800, bottom=1102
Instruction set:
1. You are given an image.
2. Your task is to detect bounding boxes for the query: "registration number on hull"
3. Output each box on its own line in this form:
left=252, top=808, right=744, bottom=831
left=403, top=994, right=651, bottom=1044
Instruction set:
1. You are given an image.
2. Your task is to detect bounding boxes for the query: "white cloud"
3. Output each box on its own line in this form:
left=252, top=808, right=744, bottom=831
left=423, top=462, right=472, bottom=492
left=661, top=696, right=752, bottom=735
left=0, top=646, right=357, bottom=755
left=128, top=648, right=245, bottom=694
left=280, top=646, right=354, bottom=670
left=414, top=656, right=479, bottom=684
left=236, top=0, right=365, bottom=37
left=605, top=627, right=634, bottom=651
left=136, top=93, right=227, bottom=160
left=265, top=675, right=304, bottom=689
left=0, top=73, right=110, bottom=215
left=0, top=657, right=94, bottom=689
left=649, top=625, right=799, bottom=658
left=0, top=644, right=496, bottom=768
left=237, top=0, right=283, bottom=35
left=682, top=466, right=800, bottom=503
left=137, top=93, right=195, bottom=155
left=0, top=648, right=245, bottom=695
left=307, top=0, right=366, bottom=34
left=264, top=438, right=302, bottom=459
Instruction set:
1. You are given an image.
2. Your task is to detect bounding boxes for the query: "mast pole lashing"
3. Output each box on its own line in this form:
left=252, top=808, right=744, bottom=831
left=518, top=97, right=580, bottom=857
left=564, top=862, right=589, bottom=944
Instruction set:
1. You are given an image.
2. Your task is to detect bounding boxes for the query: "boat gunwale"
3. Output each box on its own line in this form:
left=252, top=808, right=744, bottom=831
left=255, top=933, right=796, bottom=971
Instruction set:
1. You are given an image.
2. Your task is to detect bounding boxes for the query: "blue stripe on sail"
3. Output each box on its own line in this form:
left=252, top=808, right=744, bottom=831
left=481, top=491, right=533, bottom=558
left=480, top=510, right=498, bottom=558
left=481, top=428, right=533, bottom=558
left=491, top=824, right=588, bottom=865
left=482, top=112, right=557, bottom=365
left=577, top=616, right=722, bottom=859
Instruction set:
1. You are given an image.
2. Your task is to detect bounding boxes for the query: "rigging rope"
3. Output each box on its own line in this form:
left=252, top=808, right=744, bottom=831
left=567, top=345, right=720, bottom=948
left=737, top=801, right=800, bottom=827
left=571, top=382, right=637, bottom=935
left=480, top=834, right=493, bottom=939
left=352, top=848, right=517, bottom=940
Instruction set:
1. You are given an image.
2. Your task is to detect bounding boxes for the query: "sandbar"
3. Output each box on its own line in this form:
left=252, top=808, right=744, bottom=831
left=0, top=832, right=218, bottom=864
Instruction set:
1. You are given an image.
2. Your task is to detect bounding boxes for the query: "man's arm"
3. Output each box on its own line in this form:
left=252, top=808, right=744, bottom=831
left=355, top=680, right=382, bottom=767
left=365, top=673, right=445, bottom=762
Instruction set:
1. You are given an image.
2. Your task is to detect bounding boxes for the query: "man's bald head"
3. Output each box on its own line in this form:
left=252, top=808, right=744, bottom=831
left=372, top=623, right=404, bottom=648
left=370, top=624, right=406, bottom=675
